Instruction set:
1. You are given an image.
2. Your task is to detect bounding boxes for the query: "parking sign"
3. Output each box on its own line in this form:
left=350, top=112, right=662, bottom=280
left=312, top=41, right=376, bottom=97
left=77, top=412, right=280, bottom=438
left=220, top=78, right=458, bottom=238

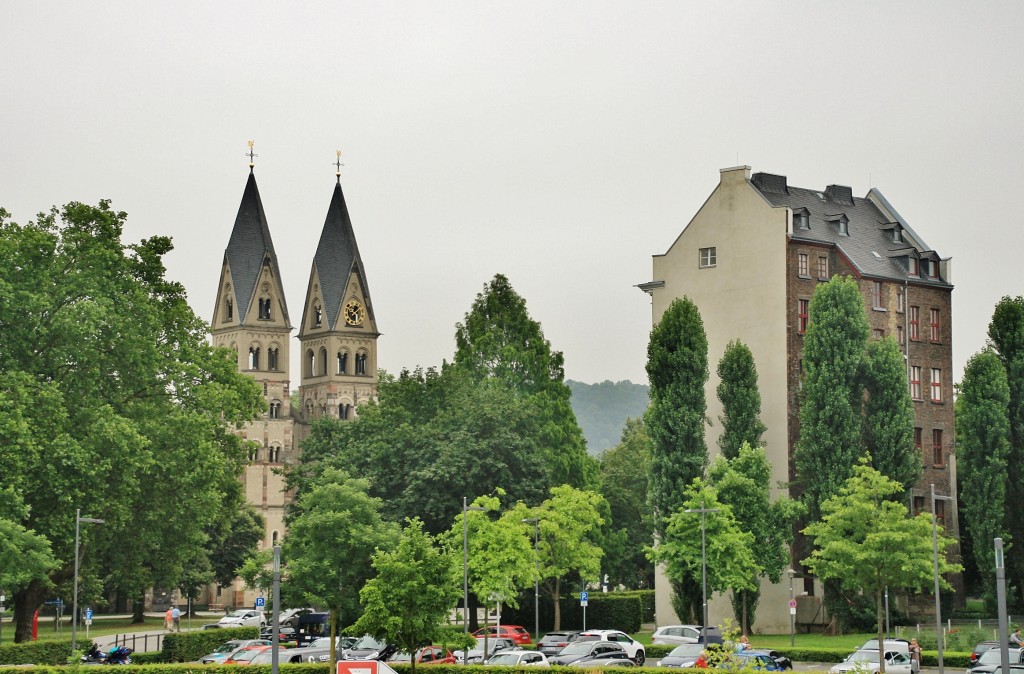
left=580, top=591, right=588, bottom=606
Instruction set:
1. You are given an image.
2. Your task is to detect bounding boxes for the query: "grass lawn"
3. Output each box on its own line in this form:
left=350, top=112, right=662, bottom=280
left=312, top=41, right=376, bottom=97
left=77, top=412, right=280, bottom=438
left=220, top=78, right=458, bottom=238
left=8, top=615, right=215, bottom=642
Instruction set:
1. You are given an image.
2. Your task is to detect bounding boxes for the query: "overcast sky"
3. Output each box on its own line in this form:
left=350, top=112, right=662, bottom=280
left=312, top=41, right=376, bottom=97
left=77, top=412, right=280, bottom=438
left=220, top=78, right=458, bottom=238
left=4, top=1, right=1022, bottom=387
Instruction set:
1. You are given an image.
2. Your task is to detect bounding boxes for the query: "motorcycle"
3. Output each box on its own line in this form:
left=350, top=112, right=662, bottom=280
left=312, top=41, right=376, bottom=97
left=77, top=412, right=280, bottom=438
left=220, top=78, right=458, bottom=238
left=81, top=645, right=133, bottom=665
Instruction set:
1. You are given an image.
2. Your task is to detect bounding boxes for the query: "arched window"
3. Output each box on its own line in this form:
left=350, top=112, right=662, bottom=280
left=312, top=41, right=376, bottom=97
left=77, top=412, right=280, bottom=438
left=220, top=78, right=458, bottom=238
left=339, top=403, right=352, bottom=419
left=268, top=347, right=279, bottom=371
left=338, top=351, right=348, bottom=374
left=258, top=297, right=272, bottom=320
left=225, top=298, right=233, bottom=321
left=313, top=303, right=323, bottom=328
left=305, top=349, right=315, bottom=377
left=355, top=352, right=367, bottom=375
left=249, top=347, right=260, bottom=370
left=319, top=347, right=328, bottom=376
left=271, top=531, right=279, bottom=546
left=269, top=401, right=281, bottom=419
left=305, top=399, right=314, bottom=419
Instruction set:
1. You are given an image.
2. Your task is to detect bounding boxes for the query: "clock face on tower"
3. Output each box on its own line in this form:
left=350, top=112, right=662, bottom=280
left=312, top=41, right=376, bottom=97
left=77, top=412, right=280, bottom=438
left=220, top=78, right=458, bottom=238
left=344, top=300, right=365, bottom=326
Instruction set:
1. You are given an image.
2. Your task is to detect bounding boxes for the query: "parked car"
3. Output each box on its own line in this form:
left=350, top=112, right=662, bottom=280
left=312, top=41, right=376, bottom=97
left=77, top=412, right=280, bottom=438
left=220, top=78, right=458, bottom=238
left=278, top=607, right=316, bottom=628
left=759, top=650, right=792, bottom=670
left=973, top=643, right=1002, bottom=665
left=458, top=637, right=517, bottom=663
left=198, top=639, right=272, bottom=664
left=568, top=650, right=635, bottom=667
left=657, top=643, right=704, bottom=668
left=549, top=641, right=627, bottom=666
left=473, top=624, right=533, bottom=645
left=652, top=625, right=704, bottom=646
left=718, top=651, right=787, bottom=671
left=486, top=650, right=550, bottom=667
left=306, top=636, right=358, bottom=651
left=295, top=612, right=331, bottom=645
left=250, top=647, right=332, bottom=665
left=829, top=649, right=914, bottom=674
left=346, top=634, right=396, bottom=660
left=969, top=647, right=1024, bottom=674
left=576, top=630, right=646, bottom=666
left=218, top=609, right=266, bottom=628
left=388, top=646, right=457, bottom=665
left=224, top=645, right=273, bottom=665
left=259, top=626, right=297, bottom=643
left=538, top=631, right=583, bottom=656
left=861, top=638, right=916, bottom=671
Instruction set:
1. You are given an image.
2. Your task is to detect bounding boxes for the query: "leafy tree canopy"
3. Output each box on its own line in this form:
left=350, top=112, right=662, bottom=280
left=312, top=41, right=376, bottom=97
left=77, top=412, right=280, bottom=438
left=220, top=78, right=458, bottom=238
left=861, top=337, right=919, bottom=490
left=598, top=417, right=654, bottom=589
left=716, top=341, right=766, bottom=460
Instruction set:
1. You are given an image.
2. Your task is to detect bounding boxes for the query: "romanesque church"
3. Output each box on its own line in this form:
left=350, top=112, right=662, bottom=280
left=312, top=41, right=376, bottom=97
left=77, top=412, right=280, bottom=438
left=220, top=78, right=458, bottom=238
left=207, top=160, right=379, bottom=608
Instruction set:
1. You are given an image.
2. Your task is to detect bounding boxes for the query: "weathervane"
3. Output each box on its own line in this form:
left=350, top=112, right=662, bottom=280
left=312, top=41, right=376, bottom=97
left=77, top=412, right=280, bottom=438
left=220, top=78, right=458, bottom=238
left=334, top=150, right=344, bottom=181
left=246, top=140, right=258, bottom=171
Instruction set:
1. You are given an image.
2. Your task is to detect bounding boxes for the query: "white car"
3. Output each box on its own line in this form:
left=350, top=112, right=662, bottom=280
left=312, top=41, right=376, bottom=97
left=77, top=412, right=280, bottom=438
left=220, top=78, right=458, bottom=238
left=830, top=649, right=913, bottom=674
left=218, top=609, right=266, bottom=628
left=486, top=650, right=550, bottom=667
left=651, top=625, right=703, bottom=646
left=577, top=630, right=646, bottom=666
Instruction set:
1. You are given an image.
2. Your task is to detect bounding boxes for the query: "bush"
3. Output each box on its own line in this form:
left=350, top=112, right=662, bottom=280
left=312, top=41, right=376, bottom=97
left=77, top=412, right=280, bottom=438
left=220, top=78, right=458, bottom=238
left=162, top=626, right=259, bottom=662
left=0, top=639, right=92, bottom=665
left=557, top=593, right=643, bottom=632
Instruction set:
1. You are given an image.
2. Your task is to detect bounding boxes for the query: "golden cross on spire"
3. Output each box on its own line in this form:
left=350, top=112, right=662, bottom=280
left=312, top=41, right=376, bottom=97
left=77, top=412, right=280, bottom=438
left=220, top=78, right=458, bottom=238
left=334, top=150, right=345, bottom=180
left=246, top=140, right=258, bottom=170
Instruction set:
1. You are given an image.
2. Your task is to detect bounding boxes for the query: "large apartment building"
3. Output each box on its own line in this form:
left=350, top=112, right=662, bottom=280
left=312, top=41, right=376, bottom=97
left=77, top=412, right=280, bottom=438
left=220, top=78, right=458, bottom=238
left=641, top=165, right=956, bottom=632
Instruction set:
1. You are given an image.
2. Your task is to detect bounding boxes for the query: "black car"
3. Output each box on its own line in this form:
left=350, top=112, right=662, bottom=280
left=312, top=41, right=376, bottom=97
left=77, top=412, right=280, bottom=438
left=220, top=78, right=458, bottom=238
left=550, top=641, right=627, bottom=666
left=346, top=635, right=396, bottom=661
left=760, top=650, right=793, bottom=670
left=658, top=643, right=704, bottom=668
left=538, top=631, right=583, bottom=657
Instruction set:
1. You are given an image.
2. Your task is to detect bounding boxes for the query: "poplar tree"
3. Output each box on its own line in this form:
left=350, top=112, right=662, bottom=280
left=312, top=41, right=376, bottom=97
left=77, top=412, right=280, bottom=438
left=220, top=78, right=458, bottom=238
left=717, top=340, right=767, bottom=459
left=958, top=349, right=1012, bottom=609
left=988, top=296, right=1024, bottom=601
left=862, top=337, right=919, bottom=490
left=645, top=296, right=708, bottom=621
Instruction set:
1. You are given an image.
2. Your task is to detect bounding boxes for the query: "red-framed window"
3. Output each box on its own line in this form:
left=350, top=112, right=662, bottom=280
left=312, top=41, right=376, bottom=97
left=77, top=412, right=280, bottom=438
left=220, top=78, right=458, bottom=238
left=931, top=368, right=942, bottom=402
left=798, top=253, right=808, bottom=277
left=910, top=306, right=920, bottom=340
left=932, top=429, right=944, bottom=466
left=817, top=255, right=828, bottom=278
left=909, top=257, right=919, bottom=276
left=910, top=366, right=922, bottom=400
left=798, top=299, right=809, bottom=334
left=930, top=308, right=941, bottom=343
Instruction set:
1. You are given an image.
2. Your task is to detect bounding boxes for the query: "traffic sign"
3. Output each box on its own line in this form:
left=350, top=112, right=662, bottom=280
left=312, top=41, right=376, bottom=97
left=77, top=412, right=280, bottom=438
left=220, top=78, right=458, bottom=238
left=85, top=609, right=93, bottom=620
left=580, top=591, right=589, bottom=606
left=788, top=599, right=796, bottom=609
left=255, top=597, right=266, bottom=608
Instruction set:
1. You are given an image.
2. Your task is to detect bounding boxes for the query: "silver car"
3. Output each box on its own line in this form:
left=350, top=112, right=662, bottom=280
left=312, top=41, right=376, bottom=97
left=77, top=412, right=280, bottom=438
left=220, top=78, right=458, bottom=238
left=651, top=625, right=703, bottom=646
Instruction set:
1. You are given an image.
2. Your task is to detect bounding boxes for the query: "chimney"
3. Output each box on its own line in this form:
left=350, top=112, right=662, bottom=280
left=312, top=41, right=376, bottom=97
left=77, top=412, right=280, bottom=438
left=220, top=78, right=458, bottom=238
left=824, top=184, right=854, bottom=205
left=751, top=172, right=789, bottom=194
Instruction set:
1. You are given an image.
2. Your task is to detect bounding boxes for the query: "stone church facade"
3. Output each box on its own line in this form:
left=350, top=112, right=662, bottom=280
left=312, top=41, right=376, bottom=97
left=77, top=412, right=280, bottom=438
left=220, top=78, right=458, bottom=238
left=206, top=163, right=379, bottom=609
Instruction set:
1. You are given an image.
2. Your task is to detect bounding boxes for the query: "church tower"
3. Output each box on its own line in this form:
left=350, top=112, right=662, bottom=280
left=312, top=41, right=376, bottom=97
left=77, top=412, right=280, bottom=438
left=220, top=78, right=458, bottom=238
left=211, top=154, right=294, bottom=607
left=297, top=158, right=379, bottom=423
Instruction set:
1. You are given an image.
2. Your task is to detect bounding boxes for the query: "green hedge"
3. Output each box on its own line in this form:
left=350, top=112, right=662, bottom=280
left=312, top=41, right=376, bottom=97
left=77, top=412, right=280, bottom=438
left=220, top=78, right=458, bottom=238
left=615, top=590, right=655, bottom=623
left=0, top=639, right=92, bottom=665
left=162, top=625, right=259, bottom=662
left=556, top=593, right=642, bottom=633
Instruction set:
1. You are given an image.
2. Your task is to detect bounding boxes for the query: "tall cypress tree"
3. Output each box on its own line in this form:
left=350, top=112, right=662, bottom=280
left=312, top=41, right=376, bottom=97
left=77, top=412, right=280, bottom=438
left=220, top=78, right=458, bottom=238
left=956, top=349, right=1011, bottom=610
left=645, top=296, right=708, bottom=622
left=862, top=337, right=919, bottom=490
left=987, top=296, right=1024, bottom=602
left=717, top=339, right=767, bottom=460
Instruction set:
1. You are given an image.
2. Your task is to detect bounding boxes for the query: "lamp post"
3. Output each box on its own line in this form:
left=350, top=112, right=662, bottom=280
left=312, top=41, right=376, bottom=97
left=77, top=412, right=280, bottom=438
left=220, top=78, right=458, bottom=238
left=71, top=508, right=105, bottom=655
left=271, top=545, right=281, bottom=674
left=996, top=538, right=1010, bottom=674
left=522, top=518, right=540, bottom=641
left=787, top=569, right=797, bottom=647
left=931, top=484, right=954, bottom=674
left=684, top=503, right=720, bottom=630
left=462, top=497, right=487, bottom=640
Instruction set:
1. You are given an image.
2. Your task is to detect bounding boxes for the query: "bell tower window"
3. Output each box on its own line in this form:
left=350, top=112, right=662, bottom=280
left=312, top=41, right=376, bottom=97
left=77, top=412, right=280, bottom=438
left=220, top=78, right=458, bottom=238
left=225, top=298, right=233, bottom=322
left=258, top=297, right=272, bottom=320
left=248, top=347, right=260, bottom=370
left=338, top=351, right=349, bottom=374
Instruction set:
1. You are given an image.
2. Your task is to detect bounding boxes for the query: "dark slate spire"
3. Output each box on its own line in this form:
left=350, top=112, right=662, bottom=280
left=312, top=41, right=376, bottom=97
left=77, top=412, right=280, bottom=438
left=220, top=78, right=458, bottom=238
left=223, top=171, right=290, bottom=325
left=313, top=179, right=373, bottom=330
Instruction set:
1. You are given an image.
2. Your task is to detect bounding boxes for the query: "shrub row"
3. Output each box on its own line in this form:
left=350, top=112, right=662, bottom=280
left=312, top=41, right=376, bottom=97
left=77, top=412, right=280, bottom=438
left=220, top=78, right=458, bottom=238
left=0, top=638, right=92, bottom=665
left=162, top=626, right=260, bottom=662
left=500, top=591, right=651, bottom=634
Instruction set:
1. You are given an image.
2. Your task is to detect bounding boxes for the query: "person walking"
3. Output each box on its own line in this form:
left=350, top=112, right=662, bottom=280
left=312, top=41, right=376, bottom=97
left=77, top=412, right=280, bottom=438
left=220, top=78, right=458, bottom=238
left=171, top=605, right=181, bottom=632
left=909, top=638, right=922, bottom=674
left=165, top=606, right=173, bottom=631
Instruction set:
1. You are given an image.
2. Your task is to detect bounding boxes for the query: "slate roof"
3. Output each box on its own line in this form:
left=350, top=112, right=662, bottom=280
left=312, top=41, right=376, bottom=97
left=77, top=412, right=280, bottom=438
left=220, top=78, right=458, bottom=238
left=313, top=179, right=373, bottom=331
left=750, top=172, right=951, bottom=287
left=223, top=170, right=291, bottom=325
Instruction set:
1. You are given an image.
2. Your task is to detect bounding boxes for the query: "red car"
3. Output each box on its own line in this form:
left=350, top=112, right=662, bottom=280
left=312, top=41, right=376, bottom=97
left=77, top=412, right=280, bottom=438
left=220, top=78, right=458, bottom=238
left=388, top=646, right=457, bottom=665
left=223, top=645, right=273, bottom=665
left=473, top=625, right=532, bottom=645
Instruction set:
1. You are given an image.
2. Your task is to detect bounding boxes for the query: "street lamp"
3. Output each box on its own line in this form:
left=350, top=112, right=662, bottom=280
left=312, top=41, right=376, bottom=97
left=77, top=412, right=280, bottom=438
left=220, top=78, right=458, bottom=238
left=71, top=508, right=105, bottom=655
left=786, top=569, right=797, bottom=647
left=931, top=484, right=954, bottom=674
left=996, top=538, right=1010, bottom=674
left=684, top=503, right=720, bottom=630
left=271, top=545, right=281, bottom=674
left=462, top=497, right=487, bottom=640
left=522, top=518, right=540, bottom=641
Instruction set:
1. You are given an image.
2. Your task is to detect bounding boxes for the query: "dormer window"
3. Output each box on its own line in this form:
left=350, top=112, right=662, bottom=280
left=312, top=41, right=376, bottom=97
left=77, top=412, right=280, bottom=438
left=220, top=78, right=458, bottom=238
left=793, top=209, right=810, bottom=230
left=827, top=214, right=849, bottom=236
left=908, top=257, right=920, bottom=277
left=893, top=227, right=903, bottom=243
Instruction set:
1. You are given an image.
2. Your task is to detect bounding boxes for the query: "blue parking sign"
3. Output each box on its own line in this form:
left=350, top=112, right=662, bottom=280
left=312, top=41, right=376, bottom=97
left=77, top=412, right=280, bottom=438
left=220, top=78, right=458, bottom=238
left=255, top=597, right=266, bottom=607
left=85, top=609, right=93, bottom=620
left=580, top=591, right=588, bottom=606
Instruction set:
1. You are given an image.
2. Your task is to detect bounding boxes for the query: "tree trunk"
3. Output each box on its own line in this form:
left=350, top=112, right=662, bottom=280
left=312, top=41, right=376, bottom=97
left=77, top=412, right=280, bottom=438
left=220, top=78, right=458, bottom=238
left=13, top=580, right=46, bottom=643
left=553, top=577, right=562, bottom=631
left=876, top=586, right=886, bottom=674
left=132, top=593, right=146, bottom=624
left=741, top=591, right=749, bottom=636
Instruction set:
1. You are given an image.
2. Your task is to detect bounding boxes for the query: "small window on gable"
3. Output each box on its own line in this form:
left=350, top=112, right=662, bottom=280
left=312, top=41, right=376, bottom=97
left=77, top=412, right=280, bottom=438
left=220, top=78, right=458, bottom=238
left=258, top=297, right=271, bottom=320
left=699, top=247, right=717, bottom=268
left=893, top=227, right=903, bottom=243
left=793, top=210, right=810, bottom=230
left=837, top=217, right=849, bottom=236
left=225, top=298, right=233, bottom=322
left=313, top=303, right=323, bottom=328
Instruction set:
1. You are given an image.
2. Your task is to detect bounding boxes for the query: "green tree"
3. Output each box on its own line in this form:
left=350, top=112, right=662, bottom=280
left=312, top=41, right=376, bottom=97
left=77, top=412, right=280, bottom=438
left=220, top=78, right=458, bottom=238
left=648, top=479, right=759, bottom=626
left=289, top=367, right=549, bottom=536
left=349, top=518, right=462, bottom=674
left=508, top=486, right=605, bottom=631
left=598, top=417, right=654, bottom=589
left=0, top=203, right=263, bottom=640
left=803, top=459, right=961, bottom=669
left=795, top=276, right=870, bottom=522
left=645, top=296, right=709, bottom=620
left=207, top=501, right=265, bottom=589
left=0, top=516, right=57, bottom=595
left=988, top=296, right=1024, bottom=602
left=707, top=444, right=802, bottom=634
left=284, top=468, right=399, bottom=663
left=862, top=337, right=919, bottom=490
left=454, top=274, right=597, bottom=489
left=716, top=340, right=767, bottom=460
left=956, top=349, right=1011, bottom=610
